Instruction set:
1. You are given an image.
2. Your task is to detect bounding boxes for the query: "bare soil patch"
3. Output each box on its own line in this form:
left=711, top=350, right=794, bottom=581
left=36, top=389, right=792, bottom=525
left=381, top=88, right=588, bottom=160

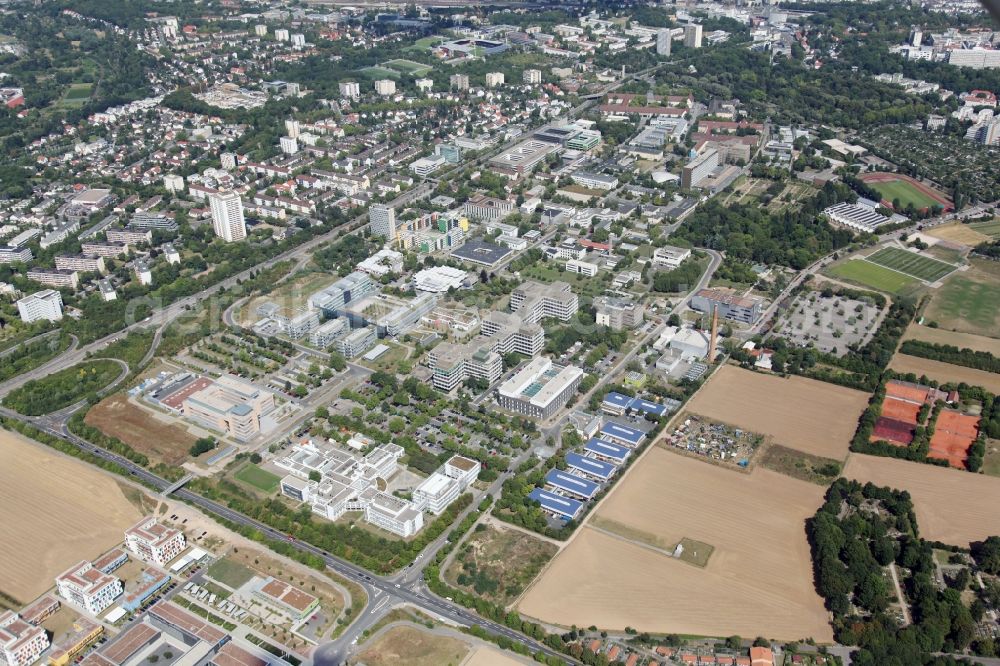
left=85, top=394, right=197, bottom=464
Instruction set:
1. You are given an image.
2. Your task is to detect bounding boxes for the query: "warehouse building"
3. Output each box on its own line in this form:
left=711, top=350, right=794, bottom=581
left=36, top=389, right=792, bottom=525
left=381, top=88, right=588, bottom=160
left=822, top=202, right=889, bottom=232
left=544, top=469, right=600, bottom=500
left=565, top=451, right=617, bottom=481
left=528, top=488, right=582, bottom=520
left=584, top=437, right=631, bottom=465
left=496, top=356, right=584, bottom=419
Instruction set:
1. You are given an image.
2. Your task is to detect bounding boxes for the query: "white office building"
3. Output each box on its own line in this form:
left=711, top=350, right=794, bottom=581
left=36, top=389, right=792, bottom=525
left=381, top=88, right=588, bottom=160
left=510, top=280, right=579, bottom=324
left=16, top=290, right=63, bottom=323
left=496, top=357, right=584, bottom=419
left=209, top=192, right=247, bottom=242
left=412, top=266, right=468, bottom=293
left=412, top=456, right=480, bottom=515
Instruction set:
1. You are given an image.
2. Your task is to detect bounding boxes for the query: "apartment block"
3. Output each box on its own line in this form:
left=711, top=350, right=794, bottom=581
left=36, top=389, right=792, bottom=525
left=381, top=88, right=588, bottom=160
left=510, top=280, right=579, bottom=324
left=55, top=562, right=123, bottom=615
left=55, top=254, right=105, bottom=274
left=0, top=612, right=49, bottom=666
left=26, top=269, right=78, bottom=290
left=124, top=517, right=186, bottom=567
left=16, top=290, right=63, bottom=323
left=81, top=242, right=129, bottom=258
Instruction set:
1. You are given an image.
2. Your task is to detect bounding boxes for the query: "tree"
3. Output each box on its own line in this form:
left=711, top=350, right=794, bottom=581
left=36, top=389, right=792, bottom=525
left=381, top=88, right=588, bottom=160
left=972, top=536, right=1000, bottom=575
left=329, top=352, right=347, bottom=372
left=250, top=453, right=262, bottom=464
left=308, top=470, right=322, bottom=482
left=189, top=437, right=217, bottom=457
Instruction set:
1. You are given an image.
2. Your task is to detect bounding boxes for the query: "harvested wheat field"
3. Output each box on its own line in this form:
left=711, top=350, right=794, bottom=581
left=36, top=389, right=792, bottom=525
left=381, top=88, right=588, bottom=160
left=685, top=365, right=869, bottom=459
left=903, top=323, right=1000, bottom=356
left=518, top=450, right=832, bottom=641
left=0, top=429, right=141, bottom=603
left=85, top=394, right=197, bottom=465
left=844, top=453, right=1000, bottom=547
left=925, top=222, right=990, bottom=247
left=889, top=354, right=1000, bottom=394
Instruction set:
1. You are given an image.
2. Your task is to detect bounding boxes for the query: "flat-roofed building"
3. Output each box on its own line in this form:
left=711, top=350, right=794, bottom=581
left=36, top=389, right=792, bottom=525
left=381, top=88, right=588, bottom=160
left=55, top=561, right=123, bottom=615
left=496, top=356, right=584, bottom=419
left=488, top=139, right=560, bottom=179
left=46, top=618, right=102, bottom=666
left=571, top=171, right=619, bottom=190
left=357, top=248, right=404, bottom=278
left=124, top=517, right=186, bottom=567
left=253, top=578, right=318, bottom=621
left=0, top=612, right=49, bottom=666
left=463, top=194, right=515, bottom=221
left=690, top=287, right=763, bottom=324
left=681, top=148, right=719, bottom=188
left=56, top=254, right=106, bottom=274
left=81, top=242, right=129, bottom=258
left=334, top=326, right=376, bottom=358
left=309, top=272, right=377, bottom=318
left=0, top=246, right=32, bottom=264
left=105, top=228, right=152, bottom=245
left=427, top=341, right=502, bottom=392
left=309, top=318, right=349, bottom=348
left=413, top=455, right=480, bottom=514
left=16, top=289, right=63, bottom=323
left=594, top=296, right=645, bottom=330
left=181, top=375, right=275, bottom=441
left=822, top=202, right=889, bottom=232
left=480, top=310, right=544, bottom=357
left=652, top=245, right=691, bottom=268
left=412, top=266, right=468, bottom=293
left=510, top=280, right=578, bottom=324
left=565, top=258, right=599, bottom=277
left=26, top=268, right=78, bottom=289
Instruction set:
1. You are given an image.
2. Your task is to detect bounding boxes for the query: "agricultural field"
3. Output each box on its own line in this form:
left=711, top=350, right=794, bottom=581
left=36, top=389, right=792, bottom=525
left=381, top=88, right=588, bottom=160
left=902, top=323, right=1000, bottom=356
left=444, top=524, right=558, bottom=606
left=923, top=259, right=1000, bottom=338
left=0, top=429, right=141, bottom=602
left=465, top=647, right=530, bottom=666
left=685, top=365, right=869, bottom=460
left=518, top=450, right=832, bottom=641
left=234, top=463, right=281, bottom=494
left=843, top=453, right=1000, bottom=546
left=349, top=625, right=468, bottom=666
left=925, top=222, right=991, bottom=247
left=865, top=247, right=958, bottom=283
left=85, top=394, right=197, bottom=465
left=825, top=258, right=918, bottom=295
left=889, top=353, right=1000, bottom=394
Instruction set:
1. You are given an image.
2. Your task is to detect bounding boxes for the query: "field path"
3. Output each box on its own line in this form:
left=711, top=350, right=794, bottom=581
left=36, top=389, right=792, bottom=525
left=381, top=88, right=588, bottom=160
left=889, top=562, right=910, bottom=626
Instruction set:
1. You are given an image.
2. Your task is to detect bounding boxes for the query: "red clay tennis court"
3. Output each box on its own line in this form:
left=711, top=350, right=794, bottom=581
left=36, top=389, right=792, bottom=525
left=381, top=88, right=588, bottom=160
left=885, top=380, right=936, bottom=405
left=929, top=410, right=981, bottom=468
left=881, top=397, right=922, bottom=424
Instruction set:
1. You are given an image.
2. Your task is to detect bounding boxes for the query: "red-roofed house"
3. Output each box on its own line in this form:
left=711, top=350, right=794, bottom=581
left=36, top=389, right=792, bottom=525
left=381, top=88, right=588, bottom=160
left=750, top=646, right=774, bottom=666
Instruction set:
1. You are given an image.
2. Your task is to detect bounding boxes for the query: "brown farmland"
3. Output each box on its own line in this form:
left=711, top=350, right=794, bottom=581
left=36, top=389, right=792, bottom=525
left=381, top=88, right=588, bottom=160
left=889, top=354, right=1000, bottom=394
left=844, top=453, right=1000, bottom=547
left=0, top=429, right=141, bottom=602
left=85, top=394, right=197, bottom=464
left=684, top=365, right=869, bottom=459
left=518, top=450, right=833, bottom=641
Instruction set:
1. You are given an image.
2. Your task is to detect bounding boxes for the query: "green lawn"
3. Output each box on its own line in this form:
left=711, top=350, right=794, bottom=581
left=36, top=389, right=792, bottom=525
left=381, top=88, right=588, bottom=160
left=826, top=259, right=918, bottom=294
left=383, top=59, right=432, bottom=76
left=409, top=36, right=442, bottom=51
left=970, top=220, right=1000, bottom=239
left=924, top=267, right=1000, bottom=337
left=235, top=463, right=281, bottom=493
left=60, top=82, right=93, bottom=107
left=869, top=179, right=941, bottom=210
left=205, top=558, right=256, bottom=589
left=866, top=247, right=957, bottom=283
left=358, top=66, right=400, bottom=79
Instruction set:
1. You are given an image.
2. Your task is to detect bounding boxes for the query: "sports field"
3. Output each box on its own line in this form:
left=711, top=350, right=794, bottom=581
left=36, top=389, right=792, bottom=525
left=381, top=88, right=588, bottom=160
left=889, top=353, right=1000, bottom=394
left=60, top=82, right=93, bottom=108
left=902, top=323, right=1000, bottom=356
left=518, top=450, right=832, bottom=641
left=205, top=557, right=256, bottom=589
left=85, top=394, right=197, bottom=464
left=865, top=247, right=958, bottom=283
left=844, top=453, right=1000, bottom=546
left=0, top=429, right=141, bottom=602
left=234, top=463, right=281, bottom=493
left=684, top=365, right=869, bottom=459
left=924, top=259, right=1000, bottom=338
left=383, top=58, right=432, bottom=76
left=826, top=258, right=918, bottom=294
left=859, top=172, right=952, bottom=211
left=358, top=66, right=400, bottom=79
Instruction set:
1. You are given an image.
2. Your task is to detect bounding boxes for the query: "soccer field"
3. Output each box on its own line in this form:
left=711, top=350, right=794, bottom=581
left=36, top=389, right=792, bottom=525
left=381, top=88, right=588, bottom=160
left=869, top=179, right=941, bottom=210
left=826, top=259, right=918, bottom=294
left=866, top=247, right=957, bottom=283
left=234, top=463, right=281, bottom=493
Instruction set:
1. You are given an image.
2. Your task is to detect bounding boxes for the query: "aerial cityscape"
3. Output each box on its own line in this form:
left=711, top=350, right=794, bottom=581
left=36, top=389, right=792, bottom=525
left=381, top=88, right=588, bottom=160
left=0, top=0, right=1000, bottom=665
